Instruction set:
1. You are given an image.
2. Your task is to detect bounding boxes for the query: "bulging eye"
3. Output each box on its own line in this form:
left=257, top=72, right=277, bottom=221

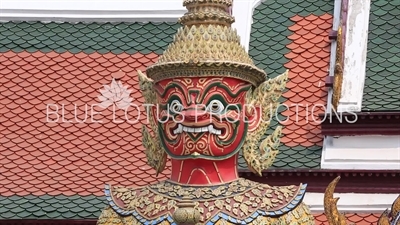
left=170, top=100, right=183, bottom=114
left=207, top=100, right=225, bottom=114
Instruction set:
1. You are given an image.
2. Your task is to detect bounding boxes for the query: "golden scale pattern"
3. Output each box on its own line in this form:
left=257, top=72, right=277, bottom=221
left=146, top=0, right=266, bottom=87
left=157, top=25, right=251, bottom=65
left=146, top=23, right=267, bottom=87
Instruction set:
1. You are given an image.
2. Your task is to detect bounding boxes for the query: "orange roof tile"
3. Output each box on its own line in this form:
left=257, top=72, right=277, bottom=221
left=0, top=50, right=171, bottom=197
left=281, top=14, right=332, bottom=147
left=313, top=213, right=381, bottom=225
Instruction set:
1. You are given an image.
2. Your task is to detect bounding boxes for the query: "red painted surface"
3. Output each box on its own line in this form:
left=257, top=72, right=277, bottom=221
left=154, top=77, right=251, bottom=185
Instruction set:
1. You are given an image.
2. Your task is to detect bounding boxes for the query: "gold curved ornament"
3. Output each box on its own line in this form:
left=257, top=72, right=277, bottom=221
left=138, top=70, right=167, bottom=175
left=242, top=70, right=288, bottom=176
left=391, top=195, right=400, bottom=220
left=332, top=24, right=343, bottom=110
left=379, top=210, right=392, bottom=225
left=324, top=176, right=350, bottom=225
left=378, top=195, right=400, bottom=225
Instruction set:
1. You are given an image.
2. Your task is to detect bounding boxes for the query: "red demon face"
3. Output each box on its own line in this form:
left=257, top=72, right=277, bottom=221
left=149, top=77, right=257, bottom=160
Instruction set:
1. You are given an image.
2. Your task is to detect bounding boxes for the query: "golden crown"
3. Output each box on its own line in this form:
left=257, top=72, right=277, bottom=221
left=146, top=0, right=267, bottom=87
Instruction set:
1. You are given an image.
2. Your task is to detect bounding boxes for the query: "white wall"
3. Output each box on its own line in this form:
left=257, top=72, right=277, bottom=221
left=321, top=135, right=400, bottom=170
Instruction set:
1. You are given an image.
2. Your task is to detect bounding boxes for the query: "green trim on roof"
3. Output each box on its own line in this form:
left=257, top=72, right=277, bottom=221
left=238, top=144, right=322, bottom=170
left=238, top=0, right=334, bottom=170
left=362, top=0, right=400, bottom=111
left=0, top=195, right=104, bottom=219
left=0, top=21, right=180, bottom=54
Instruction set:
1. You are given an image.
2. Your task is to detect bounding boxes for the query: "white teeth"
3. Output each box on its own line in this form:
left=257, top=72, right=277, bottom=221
left=172, top=124, right=222, bottom=135
left=173, top=124, right=183, bottom=134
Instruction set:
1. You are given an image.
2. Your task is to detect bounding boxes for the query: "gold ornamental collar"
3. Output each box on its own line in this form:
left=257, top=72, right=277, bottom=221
left=146, top=0, right=267, bottom=87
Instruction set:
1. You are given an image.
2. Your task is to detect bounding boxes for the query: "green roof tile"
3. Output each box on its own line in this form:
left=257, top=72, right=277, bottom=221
left=16, top=212, right=33, bottom=218
left=237, top=0, right=333, bottom=170
left=0, top=195, right=106, bottom=219
left=362, top=0, right=400, bottom=111
left=0, top=21, right=180, bottom=55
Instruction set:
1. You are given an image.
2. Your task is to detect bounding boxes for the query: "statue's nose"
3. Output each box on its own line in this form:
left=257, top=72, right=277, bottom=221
left=182, top=109, right=208, bottom=121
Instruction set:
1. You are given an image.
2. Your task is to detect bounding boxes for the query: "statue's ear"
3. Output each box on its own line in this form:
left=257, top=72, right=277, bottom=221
left=138, top=70, right=154, bottom=92
left=138, top=70, right=160, bottom=133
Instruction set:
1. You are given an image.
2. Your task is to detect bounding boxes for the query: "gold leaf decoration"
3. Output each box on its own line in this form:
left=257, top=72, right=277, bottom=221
left=324, top=176, right=349, bottom=225
left=138, top=70, right=167, bottom=175
left=104, top=177, right=311, bottom=224
left=242, top=70, right=288, bottom=176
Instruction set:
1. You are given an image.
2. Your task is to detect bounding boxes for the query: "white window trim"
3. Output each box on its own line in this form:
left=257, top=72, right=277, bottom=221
left=321, top=135, right=400, bottom=170
left=0, top=0, right=262, bottom=51
left=337, top=0, right=371, bottom=112
left=304, top=192, right=398, bottom=213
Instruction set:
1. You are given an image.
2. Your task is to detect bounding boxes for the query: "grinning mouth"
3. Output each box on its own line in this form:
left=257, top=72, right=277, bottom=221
left=173, top=124, right=222, bottom=135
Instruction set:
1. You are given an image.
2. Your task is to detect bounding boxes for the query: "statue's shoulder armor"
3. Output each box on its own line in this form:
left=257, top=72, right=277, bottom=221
left=104, top=178, right=309, bottom=225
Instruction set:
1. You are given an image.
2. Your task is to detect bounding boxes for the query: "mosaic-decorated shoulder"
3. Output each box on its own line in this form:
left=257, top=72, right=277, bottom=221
left=101, top=178, right=310, bottom=224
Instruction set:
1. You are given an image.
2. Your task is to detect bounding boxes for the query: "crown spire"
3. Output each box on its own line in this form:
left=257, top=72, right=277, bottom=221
left=179, top=0, right=234, bottom=27
left=146, top=0, right=267, bottom=87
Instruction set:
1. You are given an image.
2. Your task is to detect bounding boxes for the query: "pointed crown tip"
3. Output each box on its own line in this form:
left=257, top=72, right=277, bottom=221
left=183, top=0, right=233, bottom=6
left=179, top=0, right=234, bottom=27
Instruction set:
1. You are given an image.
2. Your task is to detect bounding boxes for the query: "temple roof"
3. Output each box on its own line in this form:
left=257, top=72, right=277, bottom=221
left=0, top=21, right=177, bottom=220
left=239, top=0, right=334, bottom=170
